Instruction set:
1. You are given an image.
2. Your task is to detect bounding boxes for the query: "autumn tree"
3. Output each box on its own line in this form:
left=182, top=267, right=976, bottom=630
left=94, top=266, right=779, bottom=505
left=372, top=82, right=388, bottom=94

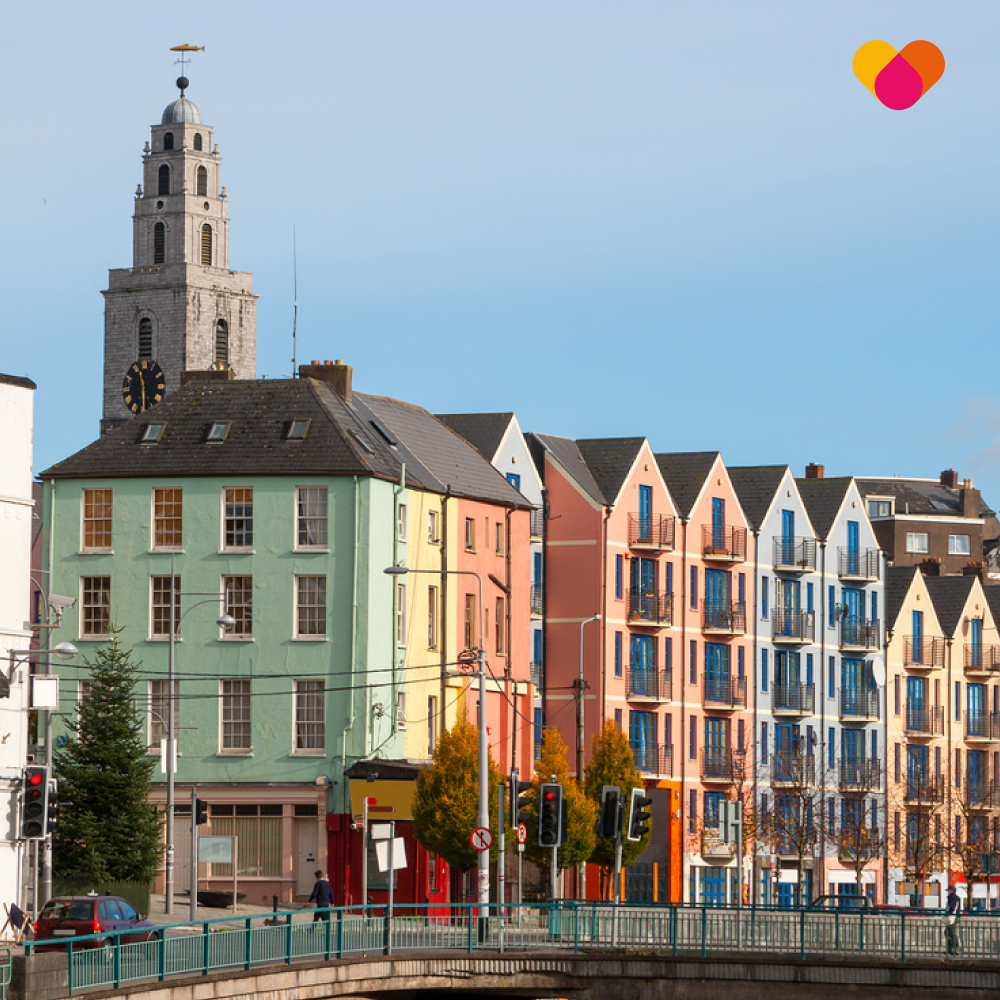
left=886, top=762, right=945, bottom=907
left=411, top=719, right=507, bottom=873
left=830, top=759, right=885, bottom=897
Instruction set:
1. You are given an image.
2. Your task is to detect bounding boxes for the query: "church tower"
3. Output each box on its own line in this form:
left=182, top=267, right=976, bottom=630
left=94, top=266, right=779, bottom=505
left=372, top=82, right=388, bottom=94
left=102, top=75, right=257, bottom=432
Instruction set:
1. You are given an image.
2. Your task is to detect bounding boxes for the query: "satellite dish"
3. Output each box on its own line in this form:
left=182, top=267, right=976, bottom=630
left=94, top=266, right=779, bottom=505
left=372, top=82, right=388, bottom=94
left=872, top=661, right=886, bottom=687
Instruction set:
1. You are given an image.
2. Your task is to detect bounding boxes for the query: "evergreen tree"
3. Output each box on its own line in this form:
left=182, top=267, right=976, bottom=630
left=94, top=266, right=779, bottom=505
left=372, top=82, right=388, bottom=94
left=411, top=719, right=506, bottom=872
left=53, top=627, right=162, bottom=883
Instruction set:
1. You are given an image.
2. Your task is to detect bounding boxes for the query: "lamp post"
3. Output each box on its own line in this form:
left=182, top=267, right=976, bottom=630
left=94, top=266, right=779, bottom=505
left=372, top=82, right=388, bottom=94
left=164, top=566, right=234, bottom=915
left=384, top=565, right=490, bottom=922
left=576, top=613, right=600, bottom=900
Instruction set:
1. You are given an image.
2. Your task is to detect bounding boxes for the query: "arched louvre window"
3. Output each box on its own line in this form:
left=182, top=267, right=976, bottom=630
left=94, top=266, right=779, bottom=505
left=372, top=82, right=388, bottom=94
left=201, top=224, right=213, bottom=265
left=158, top=164, right=170, bottom=196
left=194, top=133, right=203, bottom=151
left=197, top=166, right=208, bottom=197
left=163, top=133, right=174, bottom=151
left=215, top=319, right=229, bottom=364
left=138, top=318, right=153, bottom=360
left=153, top=223, right=165, bottom=265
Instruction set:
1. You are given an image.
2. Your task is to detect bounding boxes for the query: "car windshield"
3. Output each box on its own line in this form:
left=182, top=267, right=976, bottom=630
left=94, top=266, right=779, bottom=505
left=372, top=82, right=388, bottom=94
left=39, top=900, right=93, bottom=920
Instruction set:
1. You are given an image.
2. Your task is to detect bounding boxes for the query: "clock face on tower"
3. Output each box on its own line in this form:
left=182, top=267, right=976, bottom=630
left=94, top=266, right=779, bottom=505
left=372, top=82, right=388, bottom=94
left=122, top=360, right=166, bottom=413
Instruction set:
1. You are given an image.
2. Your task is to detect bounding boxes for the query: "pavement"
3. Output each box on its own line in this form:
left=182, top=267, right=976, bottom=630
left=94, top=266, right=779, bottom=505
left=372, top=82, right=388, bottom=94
left=143, top=893, right=314, bottom=931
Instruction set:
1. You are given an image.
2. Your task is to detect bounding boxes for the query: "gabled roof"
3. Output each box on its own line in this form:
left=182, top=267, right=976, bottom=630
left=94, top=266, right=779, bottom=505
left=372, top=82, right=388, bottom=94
left=794, top=477, right=854, bottom=540
left=436, top=412, right=515, bottom=463
left=857, top=476, right=993, bottom=518
left=885, top=564, right=920, bottom=630
left=923, top=575, right=977, bottom=638
left=728, top=466, right=789, bottom=531
left=982, top=585, right=1000, bottom=633
left=576, top=438, right=646, bottom=508
left=525, top=433, right=605, bottom=505
left=654, top=452, right=718, bottom=518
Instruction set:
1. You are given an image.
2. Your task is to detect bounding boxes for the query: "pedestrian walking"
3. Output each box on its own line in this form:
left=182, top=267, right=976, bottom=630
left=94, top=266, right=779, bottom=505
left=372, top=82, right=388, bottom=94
left=309, top=870, right=334, bottom=921
left=944, top=883, right=961, bottom=955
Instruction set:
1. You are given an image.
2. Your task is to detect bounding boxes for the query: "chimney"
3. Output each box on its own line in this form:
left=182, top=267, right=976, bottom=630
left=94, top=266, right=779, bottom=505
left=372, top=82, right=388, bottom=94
left=961, top=480, right=980, bottom=519
left=181, top=368, right=236, bottom=386
left=805, top=463, right=824, bottom=480
left=963, top=562, right=986, bottom=582
left=940, top=469, right=959, bottom=489
left=299, top=359, right=352, bottom=402
left=918, top=557, right=942, bottom=577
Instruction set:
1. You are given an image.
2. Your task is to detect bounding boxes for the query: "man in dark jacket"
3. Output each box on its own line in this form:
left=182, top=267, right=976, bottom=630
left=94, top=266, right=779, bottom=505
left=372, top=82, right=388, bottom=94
left=945, top=884, right=961, bottom=955
left=309, top=870, right=334, bottom=921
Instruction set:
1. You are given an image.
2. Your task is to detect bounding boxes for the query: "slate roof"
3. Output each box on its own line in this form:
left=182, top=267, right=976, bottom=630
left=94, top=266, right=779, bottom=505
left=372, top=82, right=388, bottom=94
left=857, top=476, right=994, bottom=518
left=794, top=477, right=854, bottom=540
left=729, top=466, right=788, bottom=530
left=983, top=585, right=1000, bottom=633
left=923, top=575, right=977, bottom=638
left=654, top=452, right=718, bottom=519
left=0, top=374, right=36, bottom=391
left=885, top=564, right=920, bottom=630
left=525, top=433, right=605, bottom=505
left=436, top=413, right=514, bottom=463
left=576, top=438, right=646, bottom=508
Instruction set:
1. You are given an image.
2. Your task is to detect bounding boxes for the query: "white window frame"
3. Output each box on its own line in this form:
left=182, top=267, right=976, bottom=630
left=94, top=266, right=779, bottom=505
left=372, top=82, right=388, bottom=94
left=396, top=582, right=407, bottom=646
left=149, top=679, right=179, bottom=751
left=295, top=575, right=327, bottom=638
left=295, top=486, right=328, bottom=550
left=81, top=488, right=113, bottom=553
left=293, top=679, right=325, bottom=754
left=397, top=691, right=407, bottom=730
left=397, top=503, right=407, bottom=541
left=219, top=679, right=252, bottom=754
left=428, top=585, right=439, bottom=650
left=149, top=574, right=180, bottom=639
left=427, top=696, right=438, bottom=755
left=906, top=532, right=929, bottom=554
left=428, top=510, right=440, bottom=544
left=222, top=486, right=254, bottom=551
left=151, top=487, right=183, bottom=552
left=465, top=517, right=476, bottom=551
left=80, top=576, right=111, bottom=639
left=866, top=496, right=894, bottom=519
left=949, top=534, right=972, bottom=556
left=223, top=575, right=253, bottom=638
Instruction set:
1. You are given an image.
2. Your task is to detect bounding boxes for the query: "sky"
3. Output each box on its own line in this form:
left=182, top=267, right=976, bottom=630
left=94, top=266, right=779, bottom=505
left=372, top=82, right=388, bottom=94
left=4, top=2, right=999, bottom=506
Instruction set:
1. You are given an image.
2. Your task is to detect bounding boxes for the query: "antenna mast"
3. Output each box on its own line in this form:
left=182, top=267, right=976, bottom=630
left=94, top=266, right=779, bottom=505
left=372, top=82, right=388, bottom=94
left=291, top=227, right=298, bottom=377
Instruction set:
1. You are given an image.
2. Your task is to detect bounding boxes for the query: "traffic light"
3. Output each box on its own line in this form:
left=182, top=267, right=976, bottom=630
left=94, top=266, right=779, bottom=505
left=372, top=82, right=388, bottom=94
left=627, top=786, right=652, bottom=842
left=195, top=799, right=209, bottom=825
left=598, top=786, right=622, bottom=839
left=47, top=778, right=59, bottom=836
left=538, top=783, right=562, bottom=847
left=21, top=766, right=48, bottom=840
left=510, top=770, right=532, bottom=829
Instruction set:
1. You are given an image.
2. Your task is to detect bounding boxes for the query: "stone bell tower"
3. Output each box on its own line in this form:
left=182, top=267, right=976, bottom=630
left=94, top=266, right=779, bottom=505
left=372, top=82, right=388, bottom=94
left=101, top=75, right=257, bottom=432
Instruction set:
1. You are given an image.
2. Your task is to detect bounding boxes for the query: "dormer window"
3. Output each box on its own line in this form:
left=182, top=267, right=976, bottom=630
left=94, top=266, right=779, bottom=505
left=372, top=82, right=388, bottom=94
left=370, top=418, right=397, bottom=446
left=164, top=133, right=174, bottom=151
left=141, top=423, right=166, bottom=444
left=286, top=420, right=310, bottom=440
left=207, top=422, right=230, bottom=443
left=194, top=133, right=203, bottom=151
left=867, top=497, right=894, bottom=519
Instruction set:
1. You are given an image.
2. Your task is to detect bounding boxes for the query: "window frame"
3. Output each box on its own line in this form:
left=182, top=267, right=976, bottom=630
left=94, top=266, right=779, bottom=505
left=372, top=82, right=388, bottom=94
left=428, top=510, right=440, bottom=544
left=428, top=585, right=439, bottom=650
left=295, top=575, right=327, bottom=639
left=222, top=575, right=253, bottom=639
left=949, top=533, right=971, bottom=556
left=396, top=582, right=407, bottom=647
left=152, top=488, right=183, bottom=551
left=219, top=679, right=252, bottom=754
left=222, top=487, right=254, bottom=551
left=295, top=486, right=328, bottom=550
left=293, top=679, right=326, bottom=755
left=80, top=576, right=111, bottom=639
left=397, top=503, right=407, bottom=541
left=464, top=517, right=476, bottom=552
left=905, top=532, right=929, bottom=554
left=81, top=488, right=113, bottom=553
left=148, top=679, right=179, bottom=752
left=149, top=574, right=181, bottom=639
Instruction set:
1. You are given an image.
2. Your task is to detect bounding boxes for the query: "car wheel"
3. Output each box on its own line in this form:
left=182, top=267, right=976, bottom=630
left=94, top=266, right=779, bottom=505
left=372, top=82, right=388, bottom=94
left=100, top=939, right=114, bottom=963
left=145, top=930, right=161, bottom=943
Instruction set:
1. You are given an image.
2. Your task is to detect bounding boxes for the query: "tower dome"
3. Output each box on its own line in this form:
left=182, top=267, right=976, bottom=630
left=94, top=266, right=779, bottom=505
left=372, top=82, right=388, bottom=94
left=161, top=97, right=202, bottom=124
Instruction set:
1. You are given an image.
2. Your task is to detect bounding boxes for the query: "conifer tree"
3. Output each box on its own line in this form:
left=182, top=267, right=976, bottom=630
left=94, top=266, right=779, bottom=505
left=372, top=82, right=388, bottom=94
left=53, top=626, right=162, bottom=883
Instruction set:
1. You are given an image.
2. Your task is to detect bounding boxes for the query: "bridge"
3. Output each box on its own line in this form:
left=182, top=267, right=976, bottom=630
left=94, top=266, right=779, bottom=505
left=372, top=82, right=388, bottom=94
left=14, top=903, right=1000, bottom=1000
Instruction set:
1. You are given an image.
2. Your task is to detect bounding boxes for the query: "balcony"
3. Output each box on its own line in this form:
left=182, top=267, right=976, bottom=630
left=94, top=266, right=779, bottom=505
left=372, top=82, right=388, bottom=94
left=703, top=673, right=747, bottom=709
left=904, top=775, right=944, bottom=805
left=529, top=507, right=545, bottom=540
left=627, top=589, right=673, bottom=627
left=627, top=513, right=675, bottom=551
left=530, top=660, right=542, bottom=688
left=965, top=778, right=1000, bottom=809
left=904, top=636, right=945, bottom=669
left=770, top=751, right=816, bottom=785
left=702, top=600, right=746, bottom=635
left=837, top=547, right=880, bottom=582
left=838, top=759, right=880, bottom=791
left=701, top=524, right=747, bottom=563
left=533, top=737, right=542, bottom=762
left=631, top=743, right=673, bottom=777
left=530, top=584, right=543, bottom=617
left=626, top=667, right=672, bottom=702
left=964, top=712, right=1000, bottom=742
left=771, top=609, right=815, bottom=644
left=700, top=747, right=734, bottom=782
left=839, top=619, right=880, bottom=651
left=904, top=703, right=944, bottom=737
left=772, top=536, right=817, bottom=573
left=839, top=688, right=879, bottom=721
left=772, top=682, right=815, bottom=716
left=964, top=644, right=1000, bottom=674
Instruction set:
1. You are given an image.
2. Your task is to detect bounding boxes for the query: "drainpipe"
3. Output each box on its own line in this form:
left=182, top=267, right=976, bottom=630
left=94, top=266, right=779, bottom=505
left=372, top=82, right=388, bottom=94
left=541, top=491, right=549, bottom=725
left=440, top=488, right=450, bottom=740
left=679, top=516, right=689, bottom=903
left=392, top=465, right=406, bottom=741
left=599, top=505, right=611, bottom=732
left=946, top=635, right=954, bottom=886
left=750, top=526, right=760, bottom=904
left=340, top=475, right=361, bottom=902
left=505, top=506, right=515, bottom=773
left=818, top=540, right=827, bottom=904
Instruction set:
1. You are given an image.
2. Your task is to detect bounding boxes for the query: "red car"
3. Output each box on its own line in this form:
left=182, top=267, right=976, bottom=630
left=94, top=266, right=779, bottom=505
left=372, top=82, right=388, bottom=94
left=34, top=896, right=158, bottom=953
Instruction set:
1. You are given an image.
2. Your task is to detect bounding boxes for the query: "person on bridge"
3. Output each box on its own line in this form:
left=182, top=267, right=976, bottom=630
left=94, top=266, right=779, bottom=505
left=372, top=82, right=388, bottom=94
left=945, top=884, right=961, bottom=955
left=309, top=870, right=334, bottom=921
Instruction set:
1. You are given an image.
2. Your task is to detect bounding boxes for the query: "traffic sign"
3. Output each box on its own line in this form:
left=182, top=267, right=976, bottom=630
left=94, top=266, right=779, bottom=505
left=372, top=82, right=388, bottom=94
left=470, top=827, right=493, bottom=851
left=517, top=823, right=527, bottom=845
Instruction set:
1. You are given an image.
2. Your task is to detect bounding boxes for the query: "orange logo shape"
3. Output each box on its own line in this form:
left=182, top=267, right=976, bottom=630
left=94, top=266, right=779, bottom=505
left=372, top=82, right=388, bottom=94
left=853, top=40, right=944, bottom=110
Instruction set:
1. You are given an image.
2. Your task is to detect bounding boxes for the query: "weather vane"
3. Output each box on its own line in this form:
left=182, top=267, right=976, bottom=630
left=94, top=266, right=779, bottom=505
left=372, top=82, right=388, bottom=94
left=170, top=44, right=205, bottom=92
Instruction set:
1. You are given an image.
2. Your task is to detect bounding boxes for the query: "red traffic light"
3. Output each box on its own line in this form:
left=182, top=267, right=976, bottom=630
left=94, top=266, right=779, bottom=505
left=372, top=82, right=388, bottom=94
left=543, top=790, right=554, bottom=801
left=28, top=773, right=42, bottom=786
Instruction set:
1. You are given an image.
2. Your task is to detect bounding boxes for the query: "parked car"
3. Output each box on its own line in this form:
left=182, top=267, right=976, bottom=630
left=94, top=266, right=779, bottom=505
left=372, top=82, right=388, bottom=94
left=34, top=895, right=158, bottom=953
left=806, top=894, right=876, bottom=911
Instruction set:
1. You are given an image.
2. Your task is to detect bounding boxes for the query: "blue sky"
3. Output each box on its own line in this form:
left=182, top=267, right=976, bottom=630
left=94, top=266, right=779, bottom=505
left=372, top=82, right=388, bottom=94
left=5, top=2, right=999, bottom=508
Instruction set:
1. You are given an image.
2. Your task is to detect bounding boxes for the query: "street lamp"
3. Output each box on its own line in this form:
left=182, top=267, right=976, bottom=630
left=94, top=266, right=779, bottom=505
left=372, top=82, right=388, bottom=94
left=576, top=613, right=600, bottom=900
left=384, top=565, right=490, bottom=922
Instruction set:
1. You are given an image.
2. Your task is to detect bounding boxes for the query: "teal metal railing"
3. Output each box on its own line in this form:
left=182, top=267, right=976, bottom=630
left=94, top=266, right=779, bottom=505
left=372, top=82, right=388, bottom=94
left=25, top=902, right=1000, bottom=995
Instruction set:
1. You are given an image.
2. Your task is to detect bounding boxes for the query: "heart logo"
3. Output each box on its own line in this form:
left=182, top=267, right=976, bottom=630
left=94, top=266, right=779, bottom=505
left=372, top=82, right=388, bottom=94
left=853, top=40, right=944, bottom=110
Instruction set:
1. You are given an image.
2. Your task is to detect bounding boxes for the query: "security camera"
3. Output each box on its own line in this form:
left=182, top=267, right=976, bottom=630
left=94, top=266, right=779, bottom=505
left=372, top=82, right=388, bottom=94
left=48, top=595, right=76, bottom=611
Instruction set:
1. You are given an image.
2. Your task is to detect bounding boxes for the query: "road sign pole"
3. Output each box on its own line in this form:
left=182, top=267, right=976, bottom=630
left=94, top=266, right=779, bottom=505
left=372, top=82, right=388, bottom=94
left=498, top=782, right=506, bottom=908
left=551, top=844, right=558, bottom=902
left=361, top=797, right=370, bottom=913
left=387, top=820, right=395, bottom=954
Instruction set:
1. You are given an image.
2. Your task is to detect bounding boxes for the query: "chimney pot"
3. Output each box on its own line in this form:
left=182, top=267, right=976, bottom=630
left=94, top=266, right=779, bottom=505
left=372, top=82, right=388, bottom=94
left=940, top=469, right=959, bottom=489
left=311, top=360, right=320, bottom=366
left=919, top=557, right=942, bottom=577
left=299, top=360, right=353, bottom=401
left=805, top=463, right=824, bottom=480
left=325, top=360, right=333, bottom=366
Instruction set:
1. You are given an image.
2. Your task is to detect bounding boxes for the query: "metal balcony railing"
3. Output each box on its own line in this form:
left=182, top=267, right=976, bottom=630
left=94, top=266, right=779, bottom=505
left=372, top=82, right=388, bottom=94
left=772, top=682, right=815, bottom=715
left=529, top=584, right=543, bottom=616
left=771, top=610, right=815, bottom=643
left=770, top=751, right=816, bottom=785
left=838, top=758, right=880, bottom=791
left=626, top=667, right=672, bottom=701
left=904, top=636, right=945, bottom=668
left=529, top=507, right=545, bottom=539
left=703, top=673, right=747, bottom=708
left=530, top=660, right=542, bottom=688
left=701, top=601, right=746, bottom=633
left=904, top=775, right=944, bottom=805
left=627, top=590, right=673, bottom=626
left=965, top=778, right=1000, bottom=809
left=964, top=644, right=1000, bottom=673
left=533, top=737, right=542, bottom=762
left=772, top=536, right=817, bottom=572
left=904, top=703, right=944, bottom=736
left=839, top=687, right=879, bottom=720
left=840, top=619, right=880, bottom=650
left=701, top=524, right=747, bottom=562
left=700, top=747, right=734, bottom=781
left=627, top=513, right=676, bottom=550
left=965, top=711, right=1000, bottom=741
left=837, top=547, right=880, bottom=580
left=631, top=743, right=673, bottom=776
